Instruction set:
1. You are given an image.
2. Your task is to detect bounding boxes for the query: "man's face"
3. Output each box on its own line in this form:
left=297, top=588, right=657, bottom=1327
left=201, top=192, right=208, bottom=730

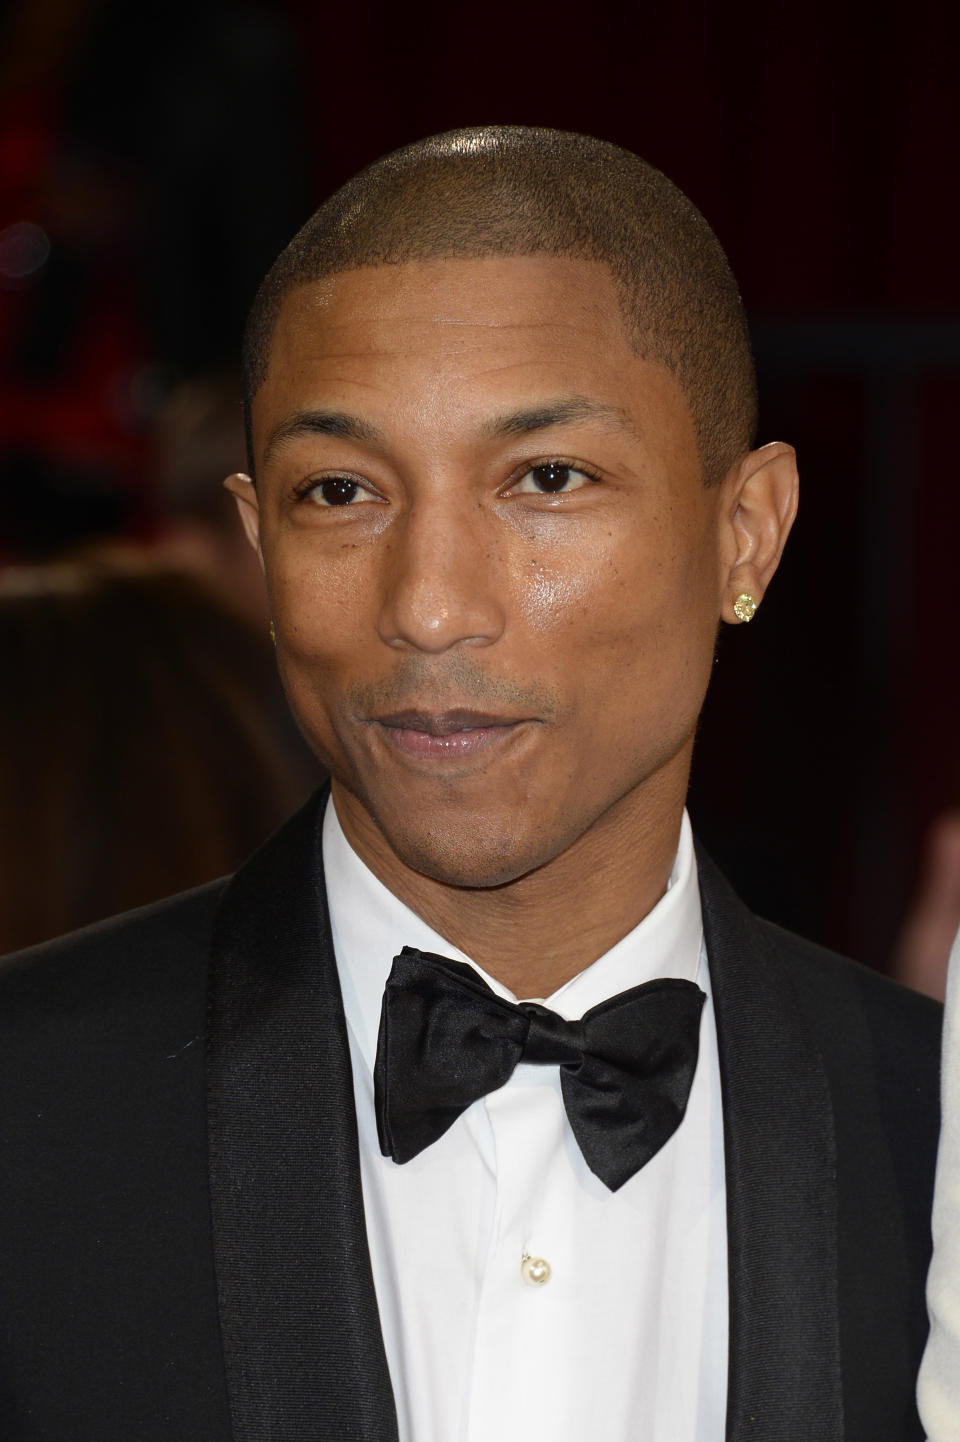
left=243, top=255, right=736, bottom=888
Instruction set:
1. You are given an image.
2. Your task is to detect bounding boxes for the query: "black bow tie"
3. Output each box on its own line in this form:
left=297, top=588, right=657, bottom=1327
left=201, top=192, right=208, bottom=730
left=373, top=946, right=706, bottom=1192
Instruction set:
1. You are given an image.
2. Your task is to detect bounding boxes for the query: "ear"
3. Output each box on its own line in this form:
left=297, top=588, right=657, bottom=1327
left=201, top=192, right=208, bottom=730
left=718, top=441, right=798, bottom=624
left=223, top=472, right=263, bottom=566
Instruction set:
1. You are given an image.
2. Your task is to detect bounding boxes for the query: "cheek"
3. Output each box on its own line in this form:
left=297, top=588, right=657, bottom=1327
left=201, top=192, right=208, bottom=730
left=509, top=515, right=648, bottom=638
left=515, top=512, right=712, bottom=643
left=519, top=555, right=592, bottom=631
left=514, top=520, right=718, bottom=721
left=262, top=546, right=378, bottom=765
left=266, top=535, right=370, bottom=663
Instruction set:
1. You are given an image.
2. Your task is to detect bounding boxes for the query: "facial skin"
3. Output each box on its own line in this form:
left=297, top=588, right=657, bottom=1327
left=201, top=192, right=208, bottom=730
left=228, top=255, right=797, bottom=996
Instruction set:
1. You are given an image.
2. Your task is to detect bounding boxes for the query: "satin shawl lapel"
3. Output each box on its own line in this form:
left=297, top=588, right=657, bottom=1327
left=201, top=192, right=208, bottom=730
left=696, top=847, right=844, bottom=1442
left=206, top=790, right=398, bottom=1442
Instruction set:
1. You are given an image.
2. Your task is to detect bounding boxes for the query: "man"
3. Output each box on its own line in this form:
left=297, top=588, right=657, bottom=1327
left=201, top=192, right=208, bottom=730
left=0, top=127, right=941, bottom=1441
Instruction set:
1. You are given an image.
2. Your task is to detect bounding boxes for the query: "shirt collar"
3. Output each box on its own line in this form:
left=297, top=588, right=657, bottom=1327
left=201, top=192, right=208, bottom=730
left=322, top=794, right=704, bottom=1075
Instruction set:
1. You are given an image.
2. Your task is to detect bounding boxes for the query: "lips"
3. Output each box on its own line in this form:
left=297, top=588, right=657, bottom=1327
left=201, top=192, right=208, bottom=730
left=376, top=708, right=521, bottom=734
left=370, top=708, right=531, bottom=760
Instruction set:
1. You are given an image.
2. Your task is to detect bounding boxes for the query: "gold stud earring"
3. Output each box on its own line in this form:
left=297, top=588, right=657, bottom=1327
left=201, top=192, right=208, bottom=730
left=733, top=593, right=758, bottom=624
left=269, top=621, right=276, bottom=646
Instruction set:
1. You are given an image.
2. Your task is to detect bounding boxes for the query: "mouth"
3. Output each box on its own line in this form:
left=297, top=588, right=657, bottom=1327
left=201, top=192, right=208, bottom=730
left=369, top=708, right=533, bottom=760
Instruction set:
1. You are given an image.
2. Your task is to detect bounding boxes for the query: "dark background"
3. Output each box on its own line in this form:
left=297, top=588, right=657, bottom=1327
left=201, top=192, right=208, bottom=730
left=1, top=0, right=958, bottom=968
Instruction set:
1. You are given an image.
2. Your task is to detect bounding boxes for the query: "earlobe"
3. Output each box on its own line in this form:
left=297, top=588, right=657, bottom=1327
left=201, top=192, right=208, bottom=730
left=223, top=472, right=263, bottom=563
left=720, top=442, right=799, bottom=625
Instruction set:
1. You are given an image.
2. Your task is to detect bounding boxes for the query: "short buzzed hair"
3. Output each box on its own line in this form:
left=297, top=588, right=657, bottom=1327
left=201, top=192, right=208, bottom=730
left=242, top=126, right=757, bottom=484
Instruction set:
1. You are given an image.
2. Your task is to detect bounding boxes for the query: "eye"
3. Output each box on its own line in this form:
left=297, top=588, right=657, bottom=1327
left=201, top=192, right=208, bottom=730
left=305, top=476, right=364, bottom=507
left=511, top=462, right=595, bottom=495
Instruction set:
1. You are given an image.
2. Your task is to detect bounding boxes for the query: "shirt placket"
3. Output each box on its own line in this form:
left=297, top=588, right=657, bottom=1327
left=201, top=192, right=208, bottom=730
left=465, top=1064, right=573, bottom=1442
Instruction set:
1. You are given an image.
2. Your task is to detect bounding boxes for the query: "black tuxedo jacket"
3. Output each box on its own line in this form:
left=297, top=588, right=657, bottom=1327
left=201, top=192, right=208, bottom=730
left=0, top=791, right=942, bottom=1441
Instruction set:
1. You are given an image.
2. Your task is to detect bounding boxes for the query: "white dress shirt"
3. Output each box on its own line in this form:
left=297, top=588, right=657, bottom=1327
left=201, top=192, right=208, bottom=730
left=323, top=796, right=728, bottom=1442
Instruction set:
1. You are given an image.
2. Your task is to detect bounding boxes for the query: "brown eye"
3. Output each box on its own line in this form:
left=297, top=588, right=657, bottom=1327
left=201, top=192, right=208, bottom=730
left=514, top=463, right=593, bottom=495
left=312, top=477, right=360, bottom=506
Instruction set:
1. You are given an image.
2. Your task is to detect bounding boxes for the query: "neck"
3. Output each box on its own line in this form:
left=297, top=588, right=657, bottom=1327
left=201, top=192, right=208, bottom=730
left=332, top=763, right=689, bottom=998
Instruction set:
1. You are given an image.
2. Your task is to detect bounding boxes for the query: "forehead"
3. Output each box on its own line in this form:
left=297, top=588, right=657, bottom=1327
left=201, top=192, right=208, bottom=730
left=253, top=254, right=692, bottom=454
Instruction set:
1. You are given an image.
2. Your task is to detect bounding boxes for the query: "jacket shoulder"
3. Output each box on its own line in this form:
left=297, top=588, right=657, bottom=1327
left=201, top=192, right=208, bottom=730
left=0, top=879, right=228, bottom=1039
left=754, top=914, right=943, bottom=1069
left=695, top=840, right=942, bottom=1060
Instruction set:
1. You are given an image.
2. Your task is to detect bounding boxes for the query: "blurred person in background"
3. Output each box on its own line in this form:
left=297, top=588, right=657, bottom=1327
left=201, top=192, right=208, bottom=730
left=894, top=810, right=960, bottom=1002
left=0, top=551, right=319, bottom=954
left=152, top=368, right=271, bottom=627
left=918, top=923, right=960, bottom=1438
left=0, top=0, right=318, bottom=947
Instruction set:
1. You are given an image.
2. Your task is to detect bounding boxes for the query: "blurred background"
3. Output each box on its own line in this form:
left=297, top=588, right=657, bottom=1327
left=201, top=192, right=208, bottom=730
left=1, top=0, right=958, bottom=991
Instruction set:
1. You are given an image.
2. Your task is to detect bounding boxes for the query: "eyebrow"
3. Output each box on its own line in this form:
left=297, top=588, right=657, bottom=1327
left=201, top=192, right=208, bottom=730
left=261, top=395, right=635, bottom=468
left=481, top=396, right=634, bottom=440
left=262, top=409, right=386, bottom=467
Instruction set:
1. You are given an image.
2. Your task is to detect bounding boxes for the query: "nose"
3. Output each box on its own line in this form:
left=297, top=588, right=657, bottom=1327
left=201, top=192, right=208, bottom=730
left=376, top=494, right=507, bottom=654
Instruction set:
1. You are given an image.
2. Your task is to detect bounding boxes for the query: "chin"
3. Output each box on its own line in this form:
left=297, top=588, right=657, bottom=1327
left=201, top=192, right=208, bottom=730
left=376, top=810, right=550, bottom=891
